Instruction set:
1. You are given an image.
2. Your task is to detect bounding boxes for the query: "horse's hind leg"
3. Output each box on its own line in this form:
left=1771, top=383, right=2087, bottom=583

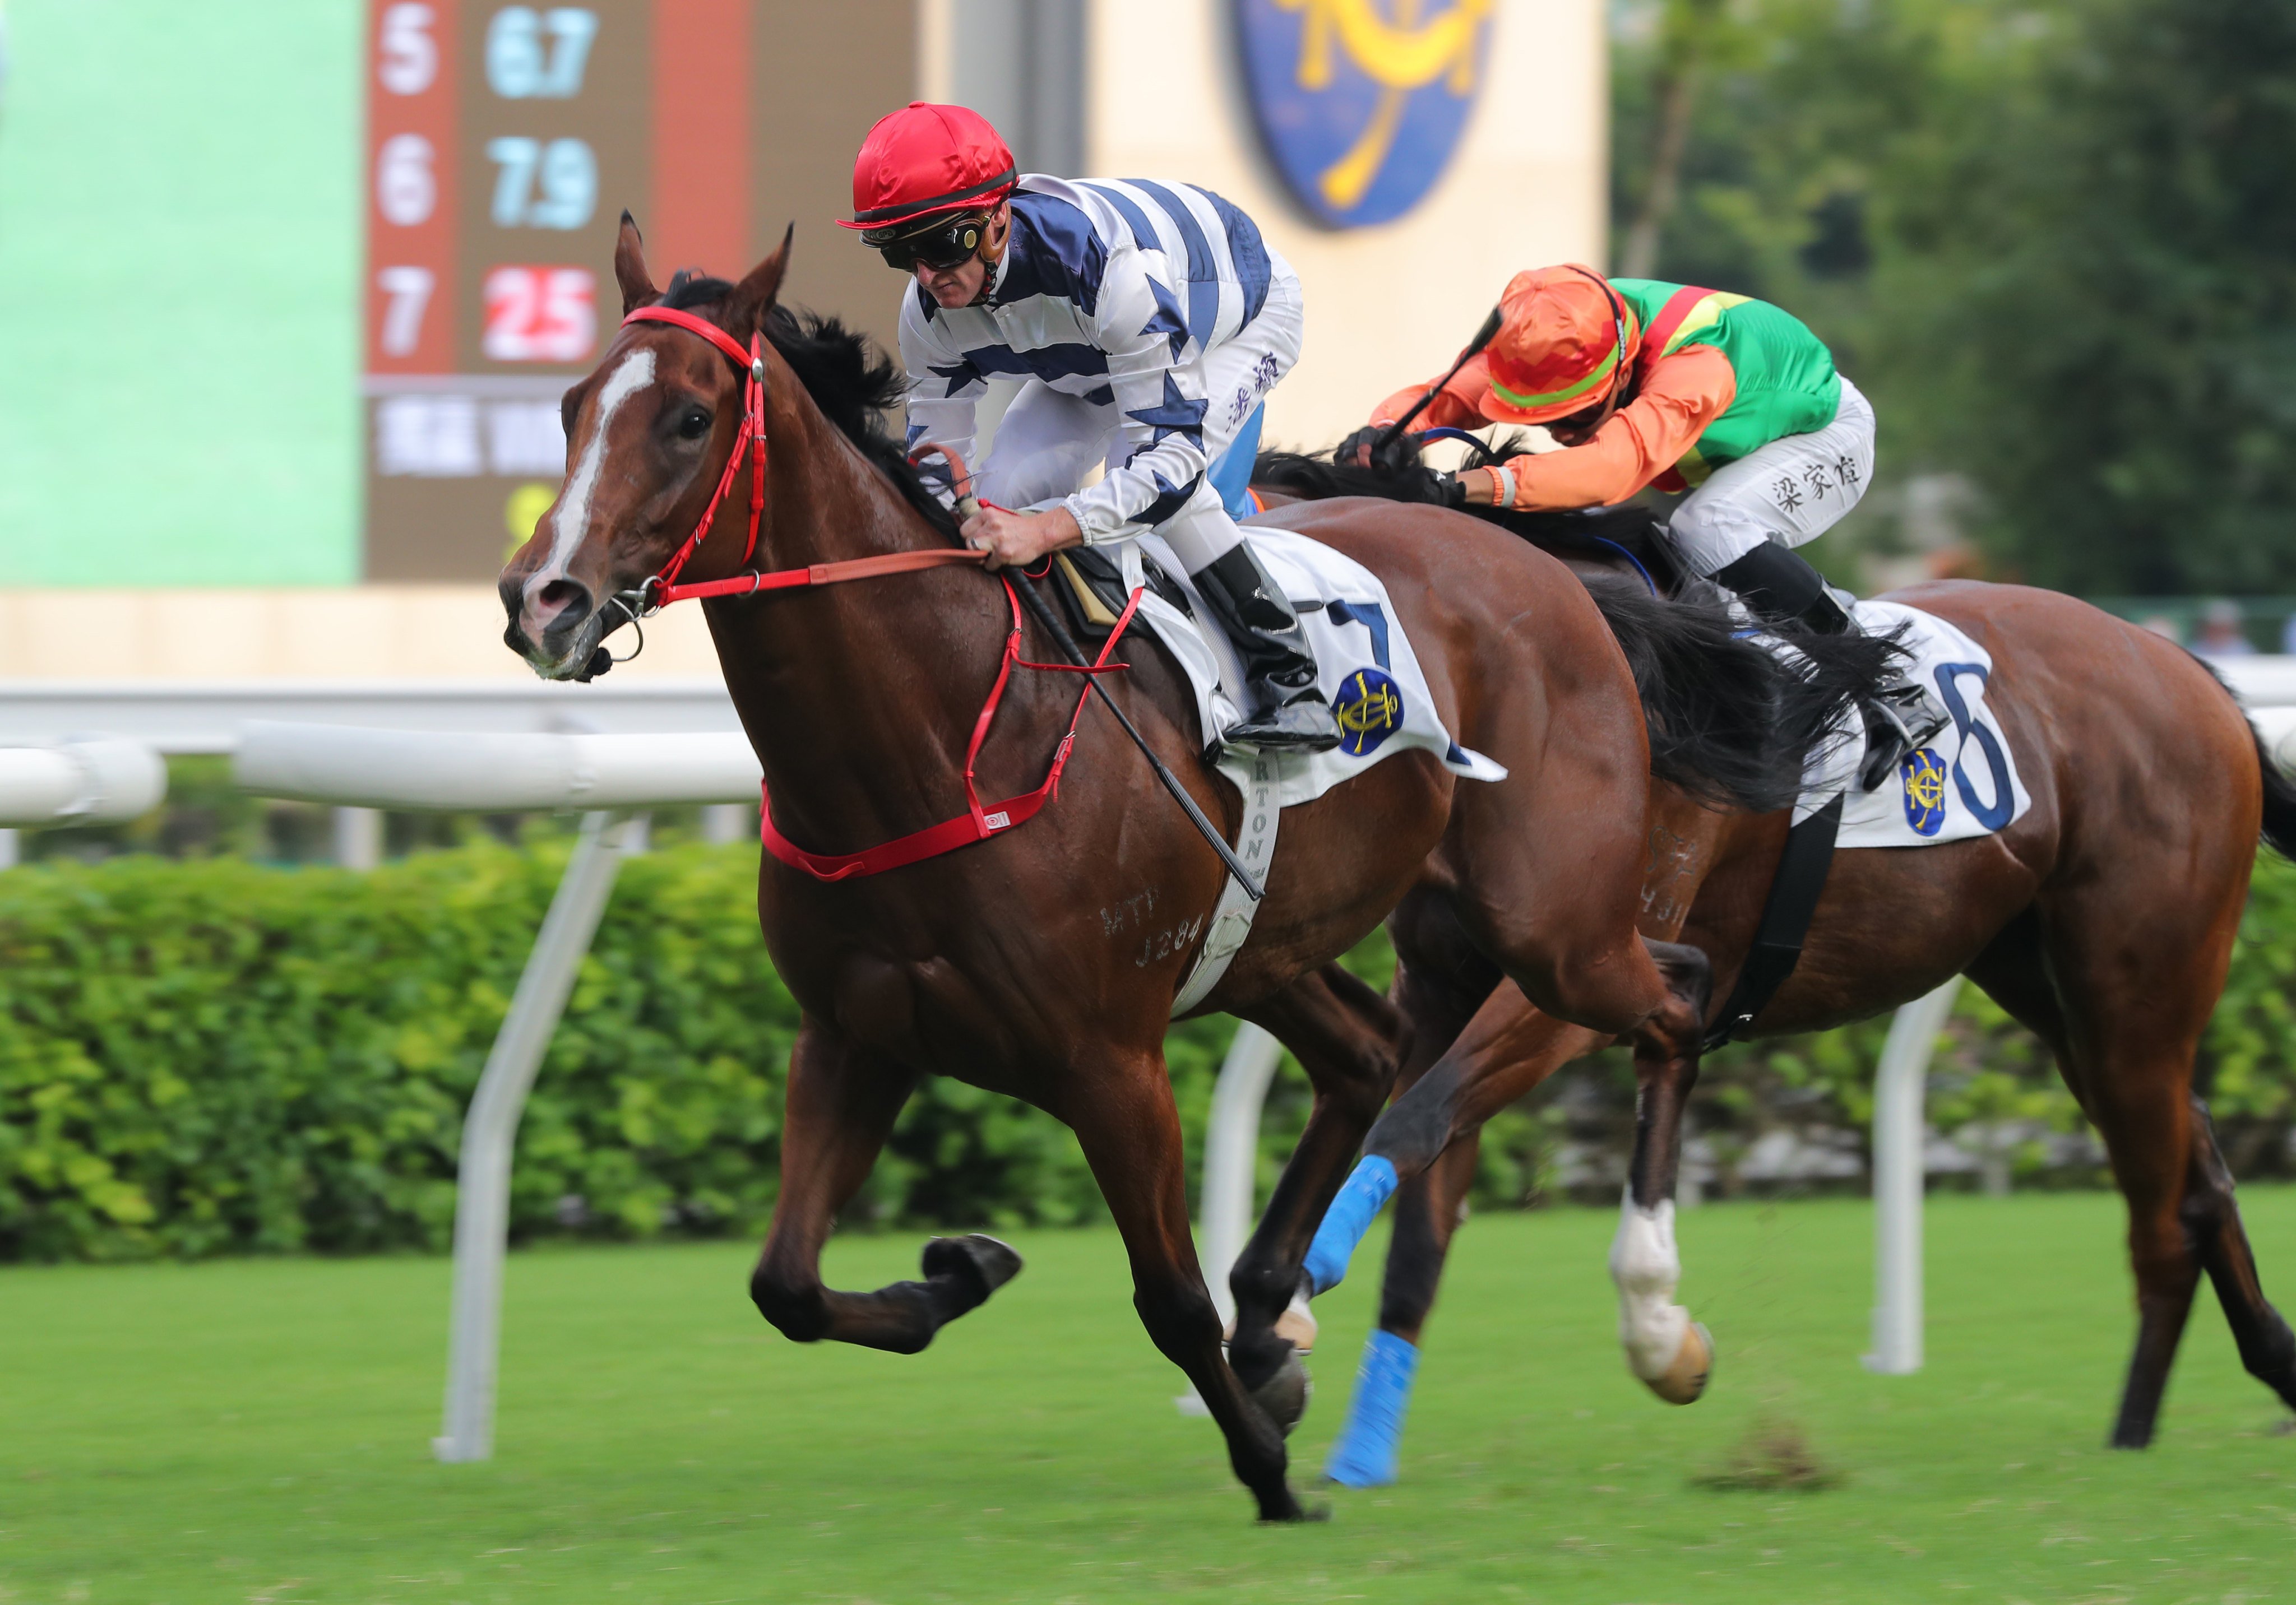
left=749, top=1017, right=1020, bottom=1353
left=1223, top=964, right=1404, bottom=1423
left=2027, top=864, right=2246, bottom=1447
left=2187, top=1100, right=2296, bottom=1414
left=1970, top=906, right=2257, bottom=1446
left=1058, top=1046, right=1307, bottom=1522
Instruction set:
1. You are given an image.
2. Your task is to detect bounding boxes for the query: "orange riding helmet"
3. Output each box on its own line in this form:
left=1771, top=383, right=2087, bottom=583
left=1479, top=265, right=1643, bottom=427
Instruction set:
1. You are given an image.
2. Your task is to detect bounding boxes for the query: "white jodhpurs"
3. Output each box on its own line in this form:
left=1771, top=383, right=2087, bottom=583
left=973, top=276, right=1304, bottom=573
left=1663, top=376, right=1876, bottom=577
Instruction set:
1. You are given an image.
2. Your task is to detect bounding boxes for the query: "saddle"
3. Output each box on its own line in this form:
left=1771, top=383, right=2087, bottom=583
left=1047, top=547, right=1189, bottom=640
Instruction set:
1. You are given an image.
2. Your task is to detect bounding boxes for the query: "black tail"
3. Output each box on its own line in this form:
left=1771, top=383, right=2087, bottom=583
left=2257, top=726, right=2296, bottom=861
left=2185, top=656, right=2296, bottom=860
left=1254, top=446, right=1897, bottom=814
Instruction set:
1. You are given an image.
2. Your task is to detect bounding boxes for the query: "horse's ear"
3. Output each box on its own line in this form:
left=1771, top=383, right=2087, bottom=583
left=614, top=211, right=660, bottom=314
left=724, top=222, right=795, bottom=336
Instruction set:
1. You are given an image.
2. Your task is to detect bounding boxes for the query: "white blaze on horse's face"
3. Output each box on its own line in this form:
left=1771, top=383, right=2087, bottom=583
left=540, top=346, right=657, bottom=585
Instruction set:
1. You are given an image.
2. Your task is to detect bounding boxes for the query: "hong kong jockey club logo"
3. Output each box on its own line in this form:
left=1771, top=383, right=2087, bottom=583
left=1901, top=747, right=1948, bottom=837
left=1235, top=0, right=1494, bottom=229
left=1333, top=666, right=1404, bottom=757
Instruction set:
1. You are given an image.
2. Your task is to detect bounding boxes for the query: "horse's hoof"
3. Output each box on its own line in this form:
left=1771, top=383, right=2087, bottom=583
left=921, top=1234, right=1024, bottom=1307
left=1642, top=1320, right=1714, bottom=1405
left=1255, top=1485, right=1326, bottom=1523
left=1252, top=1349, right=1313, bottom=1436
left=1274, top=1296, right=1318, bottom=1356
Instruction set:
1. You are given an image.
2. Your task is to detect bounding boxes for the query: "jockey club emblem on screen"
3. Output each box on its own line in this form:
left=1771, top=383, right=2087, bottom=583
left=1334, top=666, right=1404, bottom=757
left=1901, top=747, right=1948, bottom=837
left=1235, top=0, right=1494, bottom=229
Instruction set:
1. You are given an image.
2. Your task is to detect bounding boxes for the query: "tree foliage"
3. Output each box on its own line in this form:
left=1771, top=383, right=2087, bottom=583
left=1612, top=0, right=2296, bottom=593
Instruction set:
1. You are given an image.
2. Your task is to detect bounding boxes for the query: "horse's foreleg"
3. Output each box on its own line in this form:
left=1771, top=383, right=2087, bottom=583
left=1062, top=1048, right=1307, bottom=1523
left=1223, top=964, right=1402, bottom=1421
left=1323, top=1133, right=1479, bottom=1487
left=1611, top=940, right=1716, bottom=1404
left=750, top=1018, right=1019, bottom=1354
left=1305, top=984, right=1603, bottom=1297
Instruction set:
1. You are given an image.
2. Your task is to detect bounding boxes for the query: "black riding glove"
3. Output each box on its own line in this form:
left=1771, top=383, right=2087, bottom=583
left=1336, top=425, right=1423, bottom=476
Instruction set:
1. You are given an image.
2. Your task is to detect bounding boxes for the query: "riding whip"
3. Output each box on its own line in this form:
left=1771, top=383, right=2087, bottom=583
left=1002, top=544, right=1266, bottom=902
left=1372, top=303, right=1503, bottom=457
left=927, top=457, right=1265, bottom=902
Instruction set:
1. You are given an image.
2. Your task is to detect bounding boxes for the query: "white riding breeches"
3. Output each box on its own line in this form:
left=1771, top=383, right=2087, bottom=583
left=1663, top=376, right=1876, bottom=577
left=973, top=275, right=1304, bottom=574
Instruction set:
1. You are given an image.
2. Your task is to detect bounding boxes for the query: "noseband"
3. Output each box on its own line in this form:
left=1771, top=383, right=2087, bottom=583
left=617, top=304, right=771, bottom=613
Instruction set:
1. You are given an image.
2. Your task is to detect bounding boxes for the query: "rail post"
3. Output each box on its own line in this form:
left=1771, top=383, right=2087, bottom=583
left=1198, top=1022, right=1285, bottom=1326
left=1866, top=978, right=1961, bottom=1376
left=433, top=809, right=645, bottom=1463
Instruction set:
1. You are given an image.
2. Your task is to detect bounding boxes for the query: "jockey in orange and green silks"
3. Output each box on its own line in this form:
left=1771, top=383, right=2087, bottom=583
left=1345, top=263, right=1944, bottom=774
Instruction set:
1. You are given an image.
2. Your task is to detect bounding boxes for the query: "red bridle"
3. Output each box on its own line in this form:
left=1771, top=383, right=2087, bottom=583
left=602, top=302, right=1143, bottom=883
left=618, top=304, right=771, bottom=610
left=618, top=304, right=993, bottom=607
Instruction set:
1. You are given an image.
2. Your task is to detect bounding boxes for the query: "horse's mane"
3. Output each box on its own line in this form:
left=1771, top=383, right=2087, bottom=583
left=1252, top=443, right=1903, bottom=815
left=660, top=272, right=957, bottom=540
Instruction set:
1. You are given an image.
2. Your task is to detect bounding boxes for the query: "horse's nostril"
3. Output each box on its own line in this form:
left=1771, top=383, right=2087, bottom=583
left=535, top=579, right=594, bottom=632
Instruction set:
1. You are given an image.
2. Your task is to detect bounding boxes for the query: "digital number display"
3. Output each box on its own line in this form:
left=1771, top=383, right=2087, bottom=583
left=360, top=0, right=914, bottom=581
left=362, top=0, right=712, bottom=579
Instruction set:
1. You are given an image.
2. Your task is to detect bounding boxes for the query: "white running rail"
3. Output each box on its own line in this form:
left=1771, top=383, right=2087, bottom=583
left=0, top=738, right=168, bottom=866
left=232, top=722, right=762, bottom=1464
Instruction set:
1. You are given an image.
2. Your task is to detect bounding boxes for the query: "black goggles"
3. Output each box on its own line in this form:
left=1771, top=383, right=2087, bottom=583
left=865, top=212, right=989, bottom=273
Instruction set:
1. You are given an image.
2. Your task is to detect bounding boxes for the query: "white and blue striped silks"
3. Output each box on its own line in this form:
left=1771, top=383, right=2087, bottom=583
left=899, top=174, right=1300, bottom=566
left=1325, top=1328, right=1418, bottom=1488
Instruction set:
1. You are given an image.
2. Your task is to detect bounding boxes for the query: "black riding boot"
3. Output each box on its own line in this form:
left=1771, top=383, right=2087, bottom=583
left=1193, top=544, right=1343, bottom=754
left=1714, top=542, right=1946, bottom=790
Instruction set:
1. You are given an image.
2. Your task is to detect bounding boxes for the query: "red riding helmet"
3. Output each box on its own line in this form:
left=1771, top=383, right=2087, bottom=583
left=839, top=102, right=1018, bottom=233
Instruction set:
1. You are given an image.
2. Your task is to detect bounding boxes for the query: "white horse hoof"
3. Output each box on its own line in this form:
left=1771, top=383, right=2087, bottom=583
left=1275, top=1293, right=1318, bottom=1356
left=1224, top=1292, right=1318, bottom=1356
left=1641, top=1320, right=1714, bottom=1405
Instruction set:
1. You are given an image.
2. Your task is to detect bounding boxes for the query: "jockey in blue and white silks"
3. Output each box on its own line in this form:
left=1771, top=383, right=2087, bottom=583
left=840, top=102, right=1339, bottom=753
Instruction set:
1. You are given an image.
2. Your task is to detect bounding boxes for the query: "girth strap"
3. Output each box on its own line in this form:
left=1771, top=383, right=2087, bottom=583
left=1700, top=792, right=1844, bottom=1052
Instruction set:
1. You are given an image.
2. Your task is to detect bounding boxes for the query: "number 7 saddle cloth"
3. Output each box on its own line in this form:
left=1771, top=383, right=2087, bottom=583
left=1110, top=528, right=1510, bottom=808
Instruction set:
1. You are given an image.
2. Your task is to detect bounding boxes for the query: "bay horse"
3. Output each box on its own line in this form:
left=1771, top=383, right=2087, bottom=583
left=1258, top=451, right=2296, bottom=1476
left=494, top=221, right=1881, bottom=1519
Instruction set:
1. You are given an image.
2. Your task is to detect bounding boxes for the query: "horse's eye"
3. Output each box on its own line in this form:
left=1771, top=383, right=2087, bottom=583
left=677, top=408, right=712, bottom=440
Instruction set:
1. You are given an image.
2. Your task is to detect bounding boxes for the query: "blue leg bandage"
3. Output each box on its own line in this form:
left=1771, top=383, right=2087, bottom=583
left=1303, top=1155, right=1397, bottom=1296
left=1324, top=1328, right=1418, bottom=1488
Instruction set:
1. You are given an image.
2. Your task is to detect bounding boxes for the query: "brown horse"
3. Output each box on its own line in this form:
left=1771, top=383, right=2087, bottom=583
left=1259, top=455, right=2296, bottom=1481
left=493, top=221, right=1866, bottom=1519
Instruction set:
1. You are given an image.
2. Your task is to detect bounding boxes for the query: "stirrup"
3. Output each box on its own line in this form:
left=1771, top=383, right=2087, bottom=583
left=1225, top=696, right=1342, bottom=754
left=1859, top=684, right=1948, bottom=791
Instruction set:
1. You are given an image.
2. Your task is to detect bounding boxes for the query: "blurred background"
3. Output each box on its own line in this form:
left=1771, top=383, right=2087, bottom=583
left=2, top=0, right=2295, bottom=1262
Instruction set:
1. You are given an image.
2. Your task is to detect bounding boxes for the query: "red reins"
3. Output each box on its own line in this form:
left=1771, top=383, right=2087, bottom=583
left=621, top=304, right=771, bottom=607
left=612, top=303, right=1142, bottom=881
left=761, top=579, right=1140, bottom=880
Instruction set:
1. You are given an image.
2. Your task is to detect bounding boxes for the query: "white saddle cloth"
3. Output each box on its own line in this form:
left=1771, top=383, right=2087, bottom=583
left=1105, top=528, right=1505, bottom=1016
left=1121, top=529, right=1507, bottom=805
left=1799, top=599, right=2031, bottom=848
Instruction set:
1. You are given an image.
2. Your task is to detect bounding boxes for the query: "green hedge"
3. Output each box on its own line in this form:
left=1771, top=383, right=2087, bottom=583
left=0, top=841, right=1293, bottom=1262
left=6, top=840, right=2295, bottom=1261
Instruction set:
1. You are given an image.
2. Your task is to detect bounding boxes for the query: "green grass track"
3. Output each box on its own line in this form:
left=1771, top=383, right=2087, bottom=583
left=6, top=1190, right=2296, bottom=1603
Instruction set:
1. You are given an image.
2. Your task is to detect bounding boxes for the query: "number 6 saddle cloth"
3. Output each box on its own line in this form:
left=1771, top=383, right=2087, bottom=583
left=1797, top=599, right=2032, bottom=849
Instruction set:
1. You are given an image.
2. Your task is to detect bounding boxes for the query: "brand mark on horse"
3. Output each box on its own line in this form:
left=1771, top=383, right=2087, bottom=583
left=1137, top=913, right=1209, bottom=968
